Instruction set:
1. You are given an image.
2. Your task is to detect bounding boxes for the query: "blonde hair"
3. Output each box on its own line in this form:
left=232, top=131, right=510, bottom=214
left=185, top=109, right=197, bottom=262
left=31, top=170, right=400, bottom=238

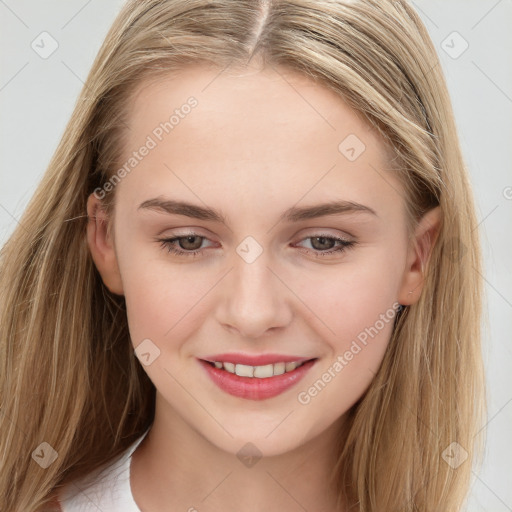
left=0, top=1, right=485, bottom=510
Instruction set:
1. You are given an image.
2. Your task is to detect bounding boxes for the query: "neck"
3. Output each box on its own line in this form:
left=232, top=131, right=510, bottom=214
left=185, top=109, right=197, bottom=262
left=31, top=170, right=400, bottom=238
left=130, top=394, right=348, bottom=512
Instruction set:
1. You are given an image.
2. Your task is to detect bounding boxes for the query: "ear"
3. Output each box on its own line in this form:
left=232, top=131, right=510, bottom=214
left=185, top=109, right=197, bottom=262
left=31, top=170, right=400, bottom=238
left=86, top=193, right=124, bottom=296
left=398, top=206, right=441, bottom=306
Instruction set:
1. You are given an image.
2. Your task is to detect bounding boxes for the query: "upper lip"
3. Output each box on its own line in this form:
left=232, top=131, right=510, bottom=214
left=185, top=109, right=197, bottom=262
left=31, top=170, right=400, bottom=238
left=200, top=353, right=316, bottom=366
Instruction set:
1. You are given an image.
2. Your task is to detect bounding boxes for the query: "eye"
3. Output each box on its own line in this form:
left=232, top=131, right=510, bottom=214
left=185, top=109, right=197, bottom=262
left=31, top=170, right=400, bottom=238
left=294, top=234, right=356, bottom=258
left=156, top=232, right=356, bottom=259
left=157, top=233, right=212, bottom=258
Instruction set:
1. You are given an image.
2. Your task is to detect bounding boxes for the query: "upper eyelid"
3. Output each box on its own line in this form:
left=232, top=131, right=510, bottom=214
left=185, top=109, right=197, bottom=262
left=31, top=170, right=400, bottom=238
left=159, top=233, right=356, bottom=261
left=161, top=230, right=355, bottom=247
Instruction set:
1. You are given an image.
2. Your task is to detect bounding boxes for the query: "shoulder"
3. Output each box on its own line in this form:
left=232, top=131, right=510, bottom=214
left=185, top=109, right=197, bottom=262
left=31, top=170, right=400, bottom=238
left=56, top=449, right=136, bottom=511
left=40, top=430, right=150, bottom=512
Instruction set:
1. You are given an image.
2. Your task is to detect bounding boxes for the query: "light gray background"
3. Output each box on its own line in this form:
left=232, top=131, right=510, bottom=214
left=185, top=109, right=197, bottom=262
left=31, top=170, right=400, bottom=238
left=1, top=1, right=511, bottom=510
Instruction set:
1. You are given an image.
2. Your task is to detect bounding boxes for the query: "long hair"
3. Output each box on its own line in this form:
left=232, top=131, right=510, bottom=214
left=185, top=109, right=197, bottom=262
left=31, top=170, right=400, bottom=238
left=0, top=1, right=485, bottom=510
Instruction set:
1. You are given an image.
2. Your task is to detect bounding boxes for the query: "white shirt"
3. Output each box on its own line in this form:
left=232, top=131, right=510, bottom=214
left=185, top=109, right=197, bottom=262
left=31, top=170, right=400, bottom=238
left=59, top=428, right=150, bottom=511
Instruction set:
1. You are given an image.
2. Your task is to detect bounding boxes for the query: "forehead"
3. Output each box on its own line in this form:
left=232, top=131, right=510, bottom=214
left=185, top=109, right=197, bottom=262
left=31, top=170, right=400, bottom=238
left=116, top=63, right=401, bottom=220
left=124, top=62, right=389, bottom=161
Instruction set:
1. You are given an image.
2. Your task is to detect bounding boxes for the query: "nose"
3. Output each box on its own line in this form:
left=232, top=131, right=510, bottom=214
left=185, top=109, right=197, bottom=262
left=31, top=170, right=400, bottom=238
left=214, top=249, right=293, bottom=339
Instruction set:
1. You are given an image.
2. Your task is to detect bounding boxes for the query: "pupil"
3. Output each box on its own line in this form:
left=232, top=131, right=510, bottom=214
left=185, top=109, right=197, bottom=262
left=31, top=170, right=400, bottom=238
left=181, top=236, right=201, bottom=250
left=313, top=237, right=333, bottom=250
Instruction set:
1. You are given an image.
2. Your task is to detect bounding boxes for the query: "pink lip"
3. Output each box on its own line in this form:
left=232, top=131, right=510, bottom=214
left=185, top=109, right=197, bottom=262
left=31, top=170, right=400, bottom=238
left=198, top=358, right=317, bottom=401
left=201, top=352, right=313, bottom=366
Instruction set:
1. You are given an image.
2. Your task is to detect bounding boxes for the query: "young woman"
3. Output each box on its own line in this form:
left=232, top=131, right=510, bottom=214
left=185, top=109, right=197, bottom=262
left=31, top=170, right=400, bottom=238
left=0, top=0, right=486, bottom=510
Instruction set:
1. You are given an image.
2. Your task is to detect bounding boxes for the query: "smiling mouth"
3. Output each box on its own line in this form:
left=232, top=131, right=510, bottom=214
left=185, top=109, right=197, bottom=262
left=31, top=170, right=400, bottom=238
left=201, top=358, right=318, bottom=379
left=198, top=357, right=319, bottom=401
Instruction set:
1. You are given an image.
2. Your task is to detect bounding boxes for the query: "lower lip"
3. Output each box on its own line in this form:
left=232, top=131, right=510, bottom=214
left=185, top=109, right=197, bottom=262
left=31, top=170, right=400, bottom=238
left=198, top=358, right=317, bottom=401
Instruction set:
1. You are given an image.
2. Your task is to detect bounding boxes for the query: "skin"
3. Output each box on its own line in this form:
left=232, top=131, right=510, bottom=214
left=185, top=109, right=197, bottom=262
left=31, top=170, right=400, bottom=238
left=86, top=60, right=440, bottom=511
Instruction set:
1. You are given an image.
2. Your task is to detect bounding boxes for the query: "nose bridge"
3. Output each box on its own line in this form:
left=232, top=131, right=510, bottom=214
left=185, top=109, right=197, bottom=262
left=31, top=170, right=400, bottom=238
left=216, top=238, right=291, bottom=338
left=234, top=250, right=275, bottom=302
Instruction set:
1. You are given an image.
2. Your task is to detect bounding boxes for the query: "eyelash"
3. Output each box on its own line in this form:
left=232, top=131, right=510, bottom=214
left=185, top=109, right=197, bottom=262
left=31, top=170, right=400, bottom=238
left=156, top=233, right=356, bottom=259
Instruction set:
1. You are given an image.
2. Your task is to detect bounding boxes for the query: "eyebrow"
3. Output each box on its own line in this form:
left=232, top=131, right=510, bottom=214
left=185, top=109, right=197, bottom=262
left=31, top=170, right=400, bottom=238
left=137, top=197, right=377, bottom=223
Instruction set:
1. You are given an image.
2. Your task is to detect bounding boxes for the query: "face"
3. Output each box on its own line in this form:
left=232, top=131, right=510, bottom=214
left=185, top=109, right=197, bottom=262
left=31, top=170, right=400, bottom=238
left=88, top=62, right=431, bottom=457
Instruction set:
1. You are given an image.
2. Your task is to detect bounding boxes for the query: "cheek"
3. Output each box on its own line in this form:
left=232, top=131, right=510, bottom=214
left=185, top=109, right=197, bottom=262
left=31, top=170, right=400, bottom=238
left=294, top=247, right=403, bottom=342
left=290, top=249, right=403, bottom=405
left=115, top=235, right=212, bottom=350
left=293, top=288, right=399, bottom=430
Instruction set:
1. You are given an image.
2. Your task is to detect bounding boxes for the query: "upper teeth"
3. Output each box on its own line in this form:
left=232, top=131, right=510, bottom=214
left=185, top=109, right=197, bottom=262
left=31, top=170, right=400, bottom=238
left=212, top=361, right=305, bottom=378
